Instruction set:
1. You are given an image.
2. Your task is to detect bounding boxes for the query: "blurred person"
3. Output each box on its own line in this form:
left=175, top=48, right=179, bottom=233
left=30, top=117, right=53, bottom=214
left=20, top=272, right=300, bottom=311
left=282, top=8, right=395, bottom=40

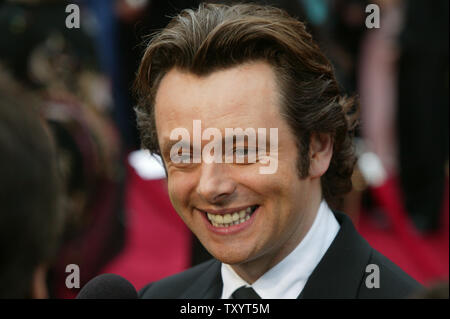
left=0, top=0, right=127, bottom=297
left=358, top=0, right=403, bottom=175
left=0, top=68, right=62, bottom=298
left=0, top=0, right=99, bottom=91
left=355, top=0, right=403, bottom=226
left=355, top=0, right=448, bottom=285
left=396, top=0, right=449, bottom=232
left=359, top=0, right=449, bottom=233
left=42, top=92, right=126, bottom=298
left=135, top=3, right=421, bottom=299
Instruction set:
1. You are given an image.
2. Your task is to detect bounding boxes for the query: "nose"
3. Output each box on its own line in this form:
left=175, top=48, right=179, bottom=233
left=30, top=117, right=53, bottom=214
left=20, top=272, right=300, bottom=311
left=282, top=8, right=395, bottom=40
left=196, top=162, right=236, bottom=204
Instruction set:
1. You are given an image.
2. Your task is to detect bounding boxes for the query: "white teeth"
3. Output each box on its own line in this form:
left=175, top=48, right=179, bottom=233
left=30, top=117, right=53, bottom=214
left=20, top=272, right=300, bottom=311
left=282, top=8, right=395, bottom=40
left=223, top=214, right=232, bottom=223
left=206, top=206, right=257, bottom=227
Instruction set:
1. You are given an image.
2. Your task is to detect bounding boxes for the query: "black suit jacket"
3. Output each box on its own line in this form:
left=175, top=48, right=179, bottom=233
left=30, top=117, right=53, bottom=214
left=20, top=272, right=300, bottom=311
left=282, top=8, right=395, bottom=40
left=139, top=212, right=422, bottom=299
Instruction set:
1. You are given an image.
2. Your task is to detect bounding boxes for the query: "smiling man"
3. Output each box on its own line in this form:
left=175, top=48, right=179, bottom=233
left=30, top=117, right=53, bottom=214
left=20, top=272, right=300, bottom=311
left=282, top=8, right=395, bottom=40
left=135, top=3, right=421, bottom=299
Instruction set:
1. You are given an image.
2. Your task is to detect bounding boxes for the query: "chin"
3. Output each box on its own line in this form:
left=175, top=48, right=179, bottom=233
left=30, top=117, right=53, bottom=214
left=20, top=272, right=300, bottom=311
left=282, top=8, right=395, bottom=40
left=208, top=246, right=254, bottom=265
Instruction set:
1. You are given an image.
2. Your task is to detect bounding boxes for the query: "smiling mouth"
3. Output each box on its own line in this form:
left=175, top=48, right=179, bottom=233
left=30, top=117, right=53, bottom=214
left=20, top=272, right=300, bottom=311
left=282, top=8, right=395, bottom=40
left=200, top=205, right=259, bottom=228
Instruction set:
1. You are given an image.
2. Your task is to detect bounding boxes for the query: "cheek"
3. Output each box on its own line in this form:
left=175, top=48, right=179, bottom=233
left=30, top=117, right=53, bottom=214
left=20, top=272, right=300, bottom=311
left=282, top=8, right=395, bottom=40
left=234, top=157, right=298, bottom=197
left=256, top=162, right=307, bottom=226
left=260, top=160, right=299, bottom=195
left=167, top=172, right=198, bottom=212
left=167, top=176, right=186, bottom=212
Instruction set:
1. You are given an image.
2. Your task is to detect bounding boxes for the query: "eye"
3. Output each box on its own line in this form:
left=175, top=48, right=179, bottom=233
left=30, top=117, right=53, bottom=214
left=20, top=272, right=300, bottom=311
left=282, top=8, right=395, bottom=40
left=234, top=147, right=248, bottom=156
left=169, top=149, right=192, bottom=164
left=232, top=147, right=259, bottom=165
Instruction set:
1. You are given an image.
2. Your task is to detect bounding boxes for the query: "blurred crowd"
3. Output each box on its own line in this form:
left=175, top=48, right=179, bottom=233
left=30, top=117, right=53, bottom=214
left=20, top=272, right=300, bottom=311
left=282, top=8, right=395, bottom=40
left=0, top=0, right=448, bottom=298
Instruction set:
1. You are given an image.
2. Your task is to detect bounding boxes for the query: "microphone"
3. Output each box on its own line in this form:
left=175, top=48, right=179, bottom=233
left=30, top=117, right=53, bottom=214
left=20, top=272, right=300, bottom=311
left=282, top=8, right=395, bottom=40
left=76, top=274, right=138, bottom=299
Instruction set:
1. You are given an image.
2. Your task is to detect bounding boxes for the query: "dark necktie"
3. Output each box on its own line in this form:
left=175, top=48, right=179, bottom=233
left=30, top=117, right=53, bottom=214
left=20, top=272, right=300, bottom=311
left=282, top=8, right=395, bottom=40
left=232, top=286, right=261, bottom=299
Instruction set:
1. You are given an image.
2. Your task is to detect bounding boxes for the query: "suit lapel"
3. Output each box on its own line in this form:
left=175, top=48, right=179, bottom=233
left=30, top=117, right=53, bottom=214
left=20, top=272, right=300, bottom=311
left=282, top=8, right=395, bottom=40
left=180, top=259, right=223, bottom=298
left=178, top=212, right=371, bottom=299
left=298, top=212, right=372, bottom=299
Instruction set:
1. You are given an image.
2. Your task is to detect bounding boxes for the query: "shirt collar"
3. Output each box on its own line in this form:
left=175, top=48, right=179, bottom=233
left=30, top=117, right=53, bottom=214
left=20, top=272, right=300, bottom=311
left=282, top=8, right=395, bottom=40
left=221, top=200, right=340, bottom=299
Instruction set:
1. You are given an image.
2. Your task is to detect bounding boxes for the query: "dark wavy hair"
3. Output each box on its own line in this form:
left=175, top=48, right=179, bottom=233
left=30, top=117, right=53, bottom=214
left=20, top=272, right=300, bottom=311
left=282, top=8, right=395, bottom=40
left=0, top=68, right=62, bottom=298
left=134, top=3, right=359, bottom=204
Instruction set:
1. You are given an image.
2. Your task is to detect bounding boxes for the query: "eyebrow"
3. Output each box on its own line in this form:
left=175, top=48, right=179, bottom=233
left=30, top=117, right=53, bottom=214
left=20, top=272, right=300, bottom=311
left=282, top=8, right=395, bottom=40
left=223, top=132, right=265, bottom=146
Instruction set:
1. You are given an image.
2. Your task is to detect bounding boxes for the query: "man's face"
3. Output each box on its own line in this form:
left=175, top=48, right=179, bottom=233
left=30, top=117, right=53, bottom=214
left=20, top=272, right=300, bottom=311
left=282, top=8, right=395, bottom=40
left=155, top=61, right=320, bottom=266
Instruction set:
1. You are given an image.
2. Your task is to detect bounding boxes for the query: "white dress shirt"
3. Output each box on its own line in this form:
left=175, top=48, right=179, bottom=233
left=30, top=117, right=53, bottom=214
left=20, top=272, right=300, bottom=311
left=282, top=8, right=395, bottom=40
left=221, top=200, right=340, bottom=299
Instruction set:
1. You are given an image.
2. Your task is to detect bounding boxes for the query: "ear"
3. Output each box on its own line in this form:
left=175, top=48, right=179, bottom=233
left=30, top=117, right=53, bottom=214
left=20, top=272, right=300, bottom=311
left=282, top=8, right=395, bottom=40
left=31, top=264, right=48, bottom=299
left=309, top=133, right=333, bottom=178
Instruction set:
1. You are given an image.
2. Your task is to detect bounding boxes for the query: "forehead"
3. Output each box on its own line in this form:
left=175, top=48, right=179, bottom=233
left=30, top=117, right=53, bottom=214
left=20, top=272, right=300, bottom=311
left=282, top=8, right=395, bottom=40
left=154, top=61, right=283, bottom=132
